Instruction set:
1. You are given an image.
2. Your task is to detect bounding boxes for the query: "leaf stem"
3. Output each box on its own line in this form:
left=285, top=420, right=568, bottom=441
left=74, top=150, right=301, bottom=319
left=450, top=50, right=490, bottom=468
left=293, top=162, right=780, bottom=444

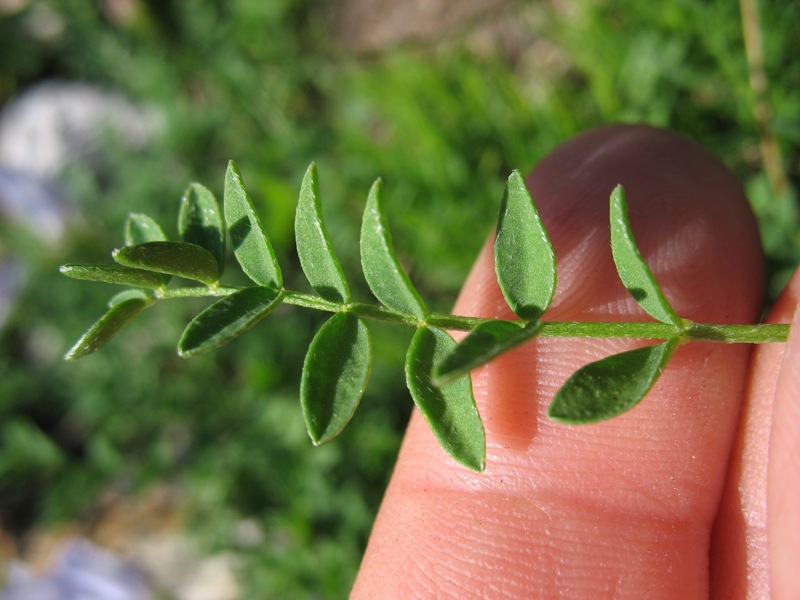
left=155, top=285, right=790, bottom=343
left=684, top=322, right=789, bottom=343
left=433, top=318, right=789, bottom=343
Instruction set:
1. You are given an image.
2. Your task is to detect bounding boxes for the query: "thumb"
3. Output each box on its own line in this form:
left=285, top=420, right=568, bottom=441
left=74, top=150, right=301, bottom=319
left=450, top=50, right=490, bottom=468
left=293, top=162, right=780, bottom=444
left=352, top=125, right=763, bottom=598
left=710, top=266, right=800, bottom=599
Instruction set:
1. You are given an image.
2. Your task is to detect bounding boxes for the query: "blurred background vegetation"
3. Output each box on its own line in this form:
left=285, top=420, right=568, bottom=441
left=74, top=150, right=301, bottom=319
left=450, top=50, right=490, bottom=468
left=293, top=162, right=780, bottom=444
left=0, top=0, right=797, bottom=597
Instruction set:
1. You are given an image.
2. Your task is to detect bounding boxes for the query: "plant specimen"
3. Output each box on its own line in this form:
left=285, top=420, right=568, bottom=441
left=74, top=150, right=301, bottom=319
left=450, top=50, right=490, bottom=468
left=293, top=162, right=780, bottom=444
left=60, top=162, right=790, bottom=472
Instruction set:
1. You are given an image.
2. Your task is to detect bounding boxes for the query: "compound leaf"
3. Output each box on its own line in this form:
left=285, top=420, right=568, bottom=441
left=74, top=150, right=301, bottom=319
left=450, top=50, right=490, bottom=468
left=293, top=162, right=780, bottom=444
left=548, top=337, right=680, bottom=423
left=301, top=312, right=371, bottom=444
left=178, top=287, right=282, bottom=357
left=434, top=320, right=542, bottom=384
left=610, top=186, right=682, bottom=328
left=406, top=326, right=485, bottom=472
left=495, top=171, right=556, bottom=320
left=64, top=296, right=152, bottom=360
left=59, top=264, right=165, bottom=289
left=113, top=241, right=220, bottom=285
left=179, top=182, right=226, bottom=273
left=295, top=163, right=350, bottom=303
left=224, top=161, right=282, bottom=289
left=125, top=213, right=167, bottom=246
left=360, top=179, right=426, bottom=319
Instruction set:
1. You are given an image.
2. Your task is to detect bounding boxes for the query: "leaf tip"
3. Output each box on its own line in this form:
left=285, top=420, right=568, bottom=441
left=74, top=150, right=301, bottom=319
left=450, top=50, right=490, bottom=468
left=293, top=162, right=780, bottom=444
left=176, top=341, right=206, bottom=359
left=610, top=184, right=626, bottom=210
left=226, top=160, right=243, bottom=182
left=466, top=455, right=486, bottom=473
left=507, top=169, right=525, bottom=185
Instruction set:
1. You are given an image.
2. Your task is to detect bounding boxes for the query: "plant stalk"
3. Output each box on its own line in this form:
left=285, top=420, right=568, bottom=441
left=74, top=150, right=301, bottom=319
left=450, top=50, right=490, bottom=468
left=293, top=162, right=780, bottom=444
left=157, top=285, right=790, bottom=344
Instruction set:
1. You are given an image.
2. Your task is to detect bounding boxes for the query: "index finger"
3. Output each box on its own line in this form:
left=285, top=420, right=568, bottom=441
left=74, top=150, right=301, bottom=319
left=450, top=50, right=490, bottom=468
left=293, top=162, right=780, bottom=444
left=353, top=125, right=764, bottom=598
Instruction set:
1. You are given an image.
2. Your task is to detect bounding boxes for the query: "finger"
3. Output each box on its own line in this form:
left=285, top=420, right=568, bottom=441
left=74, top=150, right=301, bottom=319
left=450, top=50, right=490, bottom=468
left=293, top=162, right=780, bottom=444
left=710, top=267, right=800, bottom=599
left=769, top=281, right=800, bottom=599
left=352, top=125, right=763, bottom=598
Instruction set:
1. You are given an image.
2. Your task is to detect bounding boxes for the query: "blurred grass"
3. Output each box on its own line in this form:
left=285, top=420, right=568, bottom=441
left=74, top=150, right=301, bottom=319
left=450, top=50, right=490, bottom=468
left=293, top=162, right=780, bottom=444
left=0, top=0, right=798, bottom=597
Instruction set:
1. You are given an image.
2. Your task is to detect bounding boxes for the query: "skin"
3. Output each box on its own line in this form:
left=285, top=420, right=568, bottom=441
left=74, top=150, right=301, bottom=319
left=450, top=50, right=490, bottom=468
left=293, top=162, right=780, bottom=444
left=352, top=125, right=800, bottom=598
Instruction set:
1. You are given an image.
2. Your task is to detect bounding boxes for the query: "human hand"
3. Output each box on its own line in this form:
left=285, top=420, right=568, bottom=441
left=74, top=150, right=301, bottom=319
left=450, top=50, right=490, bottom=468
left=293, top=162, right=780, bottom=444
left=352, top=125, right=800, bottom=599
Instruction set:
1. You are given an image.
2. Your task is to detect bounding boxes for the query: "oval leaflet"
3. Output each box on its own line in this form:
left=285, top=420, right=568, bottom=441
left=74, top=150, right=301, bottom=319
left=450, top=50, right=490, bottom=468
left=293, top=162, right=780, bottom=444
left=610, top=185, right=683, bottom=328
left=548, top=337, right=680, bottom=424
left=360, top=179, right=427, bottom=319
left=406, top=325, right=485, bottom=472
left=178, top=287, right=283, bottom=357
left=301, top=312, right=371, bottom=444
left=495, top=170, right=556, bottom=321
left=295, top=163, right=350, bottom=304
left=224, top=161, right=283, bottom=289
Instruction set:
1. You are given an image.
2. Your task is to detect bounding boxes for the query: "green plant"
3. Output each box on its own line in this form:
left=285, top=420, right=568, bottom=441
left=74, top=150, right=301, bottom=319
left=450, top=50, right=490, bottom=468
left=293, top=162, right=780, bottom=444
left=59, top=161, right=790, bottom=472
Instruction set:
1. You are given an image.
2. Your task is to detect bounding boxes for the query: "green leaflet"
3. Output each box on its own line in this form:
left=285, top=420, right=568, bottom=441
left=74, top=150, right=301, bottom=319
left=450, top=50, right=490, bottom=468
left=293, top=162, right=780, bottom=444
left=113, top=241, right=220, bottom=285
left=610, top=186, right=682, bottom=328
left=224, top=161, right=282, bottom=290
left=125, top=213, right=170, bottom=285
left=406, top=326, right=485, bottom=472
left=360, top=179, right=427, bottom=320
left=64, top=296, right=153, bottom=360
left=59, top=264, right=165, bottom=289
left=495, top=171, right=557, bottom=320
left=125, top=213, right=167, bottom=246
left=548, top=337, right=680, bottom=423
left=295, top=163, right=350, bottom=304
left=178, top=287, right=283, bottom=358
left=434, top=320, right=542, bottom=384
left=301, top=312, right=371, bottom=445
left=108, top=289, right=154, bottom=307
left=179, top=182, right=226, bottom=273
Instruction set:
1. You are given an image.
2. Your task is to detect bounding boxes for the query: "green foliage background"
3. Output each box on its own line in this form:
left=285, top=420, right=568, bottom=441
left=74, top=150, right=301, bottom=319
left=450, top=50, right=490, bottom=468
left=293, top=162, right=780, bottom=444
left=0, top=0, right=798, bottom=596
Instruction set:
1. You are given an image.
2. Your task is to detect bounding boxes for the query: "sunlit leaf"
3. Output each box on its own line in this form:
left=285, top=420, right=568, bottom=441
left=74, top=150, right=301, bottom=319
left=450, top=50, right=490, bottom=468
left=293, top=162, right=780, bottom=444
left=125, top=213, right=167, bottom=245
left=64, top=296, right=152, bottom=360
left=610, top=186, right=682, bottom=328
left=59, top=264, right=165, bottom=289
left=179, top=182, right=226, bottom=273
left=178, top=287, right=282, bottom=357
left=495, top=171, right=556, bottom=320
left=360, top=179, right=426, bottom=319
left=125, top=213, right=169, bottom=285
left=434, top=320, right=542, bottom=384
left=113, top=241, right=220, bottom=285
left=301, top=312, right=371, bottom=444
left=295, top=163, right=350, bottom=303
left=224, top=161, right=282, bottom=289
left=548, top=337, right=680, bottom=423
left=108, top=288, right=154, bottom=307
left=406, top=326, right=485, bottom=472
